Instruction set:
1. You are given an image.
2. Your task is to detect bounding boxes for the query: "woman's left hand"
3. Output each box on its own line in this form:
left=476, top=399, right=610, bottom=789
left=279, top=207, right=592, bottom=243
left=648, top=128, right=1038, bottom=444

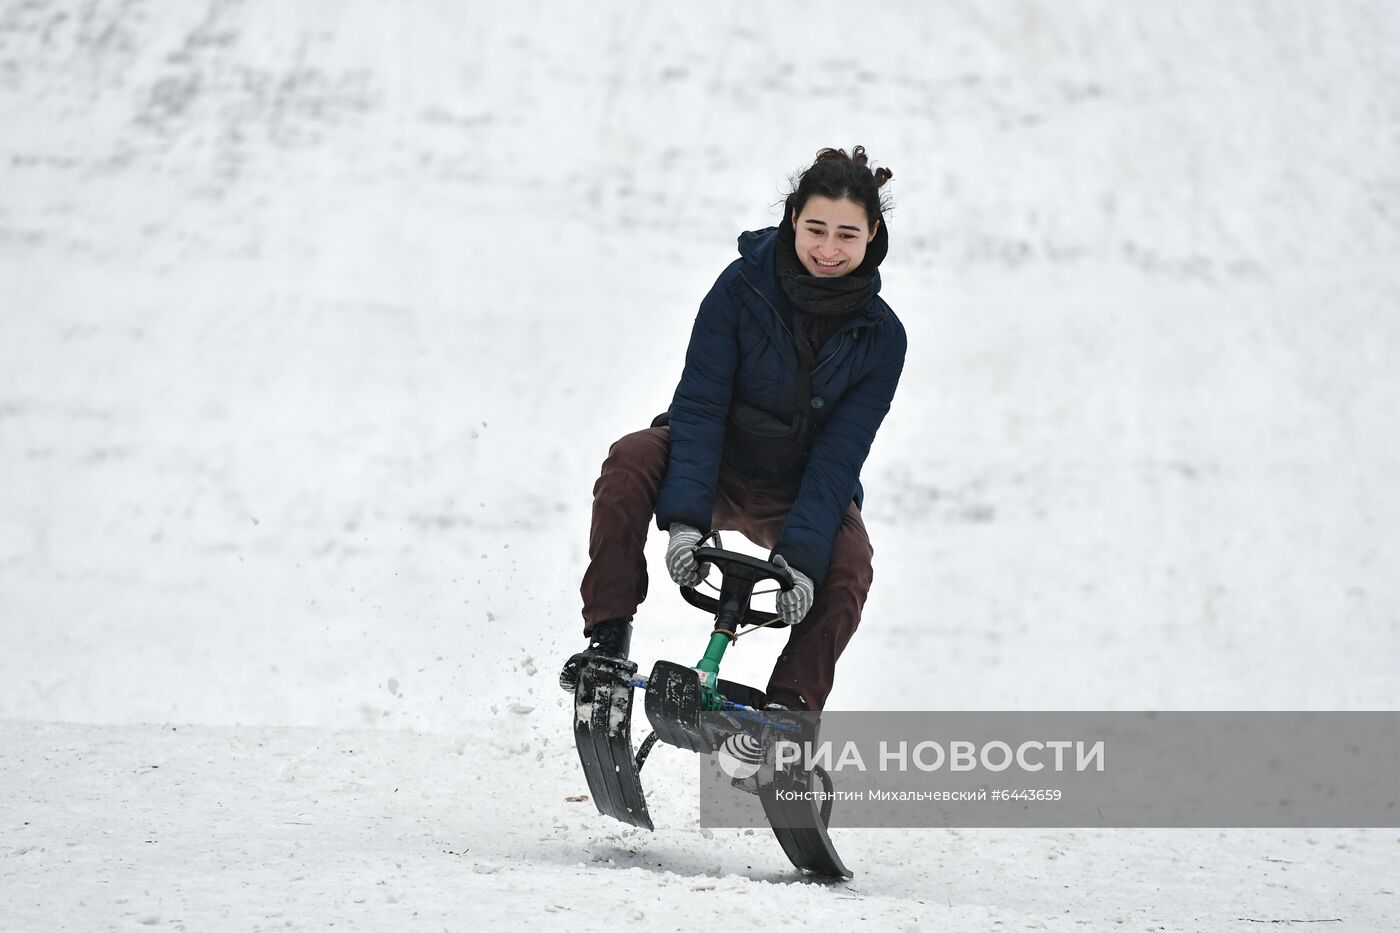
left=772, top=555, right=814, bottom=625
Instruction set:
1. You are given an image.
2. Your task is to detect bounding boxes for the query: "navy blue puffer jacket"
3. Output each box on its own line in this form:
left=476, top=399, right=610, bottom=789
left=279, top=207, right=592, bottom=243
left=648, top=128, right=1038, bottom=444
left=654, top=225, right=907, bottom=588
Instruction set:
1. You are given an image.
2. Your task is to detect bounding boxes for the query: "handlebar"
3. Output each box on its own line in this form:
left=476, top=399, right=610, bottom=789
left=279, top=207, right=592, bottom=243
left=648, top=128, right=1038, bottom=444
left=678, top=546, right=794, bottom=631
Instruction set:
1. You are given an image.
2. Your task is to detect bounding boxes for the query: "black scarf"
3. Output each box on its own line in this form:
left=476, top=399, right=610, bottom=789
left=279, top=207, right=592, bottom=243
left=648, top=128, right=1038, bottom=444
left=774, top=215, right=887, bottom=360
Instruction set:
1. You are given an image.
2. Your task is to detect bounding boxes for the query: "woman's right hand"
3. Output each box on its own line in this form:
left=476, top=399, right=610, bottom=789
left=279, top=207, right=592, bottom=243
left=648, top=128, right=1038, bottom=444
left=665, top=523, right=709, bottom=587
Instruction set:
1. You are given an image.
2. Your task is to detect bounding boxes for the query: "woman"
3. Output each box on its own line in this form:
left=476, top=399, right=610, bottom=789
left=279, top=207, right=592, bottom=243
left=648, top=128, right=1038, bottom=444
left=561, top=146, right=906, bottom=712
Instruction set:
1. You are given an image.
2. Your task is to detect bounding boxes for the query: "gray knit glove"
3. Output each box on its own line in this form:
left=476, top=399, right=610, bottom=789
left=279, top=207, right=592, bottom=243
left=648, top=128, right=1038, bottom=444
left=772, top=554, right=814, bottom=625
left=665, top=523, right=709, bottom=587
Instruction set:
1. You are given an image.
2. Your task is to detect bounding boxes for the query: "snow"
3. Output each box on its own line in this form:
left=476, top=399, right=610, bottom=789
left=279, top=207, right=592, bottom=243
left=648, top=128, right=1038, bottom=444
left=5, top=720, right=1394, bottom=930
left=2, top=1, right=1398, bottom=929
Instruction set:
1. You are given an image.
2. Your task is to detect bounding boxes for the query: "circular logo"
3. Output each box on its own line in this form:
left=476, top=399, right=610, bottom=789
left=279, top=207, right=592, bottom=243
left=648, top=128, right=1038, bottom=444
left=716, top=732, right=765, bottom=779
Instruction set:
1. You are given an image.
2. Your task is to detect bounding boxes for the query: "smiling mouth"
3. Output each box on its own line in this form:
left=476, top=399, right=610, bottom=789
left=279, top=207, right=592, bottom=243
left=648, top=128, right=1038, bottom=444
left=813, top=257, right=843, bottom=269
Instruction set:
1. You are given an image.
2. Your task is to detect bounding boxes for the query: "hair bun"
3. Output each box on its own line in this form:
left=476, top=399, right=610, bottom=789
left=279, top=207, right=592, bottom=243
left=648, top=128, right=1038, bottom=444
left=786, top=145, right=895, bottom=230
left=812, top=145, right=887, bottom=183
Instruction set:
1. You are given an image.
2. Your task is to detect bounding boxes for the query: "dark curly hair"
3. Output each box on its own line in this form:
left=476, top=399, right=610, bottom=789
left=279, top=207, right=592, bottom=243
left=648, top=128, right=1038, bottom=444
left=784, top=145, right=894, bottom=229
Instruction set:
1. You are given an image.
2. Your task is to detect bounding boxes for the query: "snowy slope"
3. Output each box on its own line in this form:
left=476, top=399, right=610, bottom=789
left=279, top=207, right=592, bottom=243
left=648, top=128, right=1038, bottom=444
left=2, top=1, right=1398, bottom=929
left=4, top=720, right=1396, bottom=931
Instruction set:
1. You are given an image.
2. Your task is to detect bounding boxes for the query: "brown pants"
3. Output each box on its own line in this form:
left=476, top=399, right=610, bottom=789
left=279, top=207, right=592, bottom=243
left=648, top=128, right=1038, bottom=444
left=579, top=426, right=874, bottom=711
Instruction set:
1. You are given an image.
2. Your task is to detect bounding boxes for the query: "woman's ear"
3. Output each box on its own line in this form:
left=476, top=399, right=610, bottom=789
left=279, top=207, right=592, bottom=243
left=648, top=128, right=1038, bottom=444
left=869, top=219, right=880, bottom=242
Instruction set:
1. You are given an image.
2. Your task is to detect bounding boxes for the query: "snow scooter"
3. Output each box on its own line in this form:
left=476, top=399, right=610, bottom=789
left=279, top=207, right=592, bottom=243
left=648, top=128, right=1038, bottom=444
left=568, top=541, right=852, bottom=879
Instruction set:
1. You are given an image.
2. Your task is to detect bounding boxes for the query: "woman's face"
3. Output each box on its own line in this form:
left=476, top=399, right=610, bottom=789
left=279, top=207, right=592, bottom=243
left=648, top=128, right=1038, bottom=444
left=791, top=195, right=878, bottom=278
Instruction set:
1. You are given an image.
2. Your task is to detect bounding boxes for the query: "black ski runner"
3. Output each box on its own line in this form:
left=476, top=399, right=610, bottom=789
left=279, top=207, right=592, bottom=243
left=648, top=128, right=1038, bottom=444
left=572, top=656, right=652, bottom=830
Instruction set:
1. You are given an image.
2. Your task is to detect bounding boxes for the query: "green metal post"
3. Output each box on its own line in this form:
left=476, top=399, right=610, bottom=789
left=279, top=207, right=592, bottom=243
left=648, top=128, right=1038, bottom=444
left=694, top=630, right=733, bottom=709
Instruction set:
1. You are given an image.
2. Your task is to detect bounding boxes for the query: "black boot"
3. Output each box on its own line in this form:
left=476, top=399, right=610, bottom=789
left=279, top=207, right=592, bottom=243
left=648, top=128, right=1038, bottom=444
left=558, top=619, right=633, bottom=692
left=759, top=701, right=822, bottom=756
